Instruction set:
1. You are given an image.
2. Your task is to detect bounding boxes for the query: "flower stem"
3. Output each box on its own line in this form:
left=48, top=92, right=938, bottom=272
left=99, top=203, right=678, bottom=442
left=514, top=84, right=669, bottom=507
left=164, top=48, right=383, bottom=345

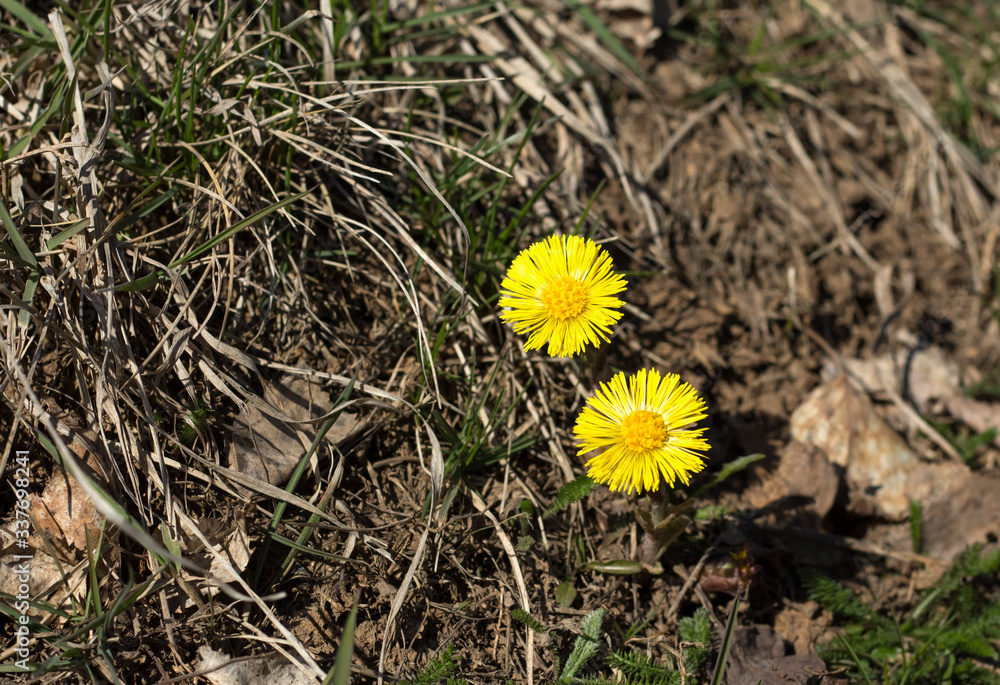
left=636, top=487, right=694, bottom=574
left=584, top=343, right=610, bottom=387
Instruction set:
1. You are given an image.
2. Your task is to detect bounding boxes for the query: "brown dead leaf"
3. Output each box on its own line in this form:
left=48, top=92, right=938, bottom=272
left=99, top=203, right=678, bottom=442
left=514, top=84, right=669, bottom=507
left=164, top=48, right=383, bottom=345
left=826, top=344, right=963, bottom=414
left=789, top=376, right=967, bottom=520
left=920, top=473, right=1000, bottom=561
left=27, top=467, right=104, bottom=561
left=227, top=373, right=360, bottom=487
left=155, top=514, right=253, bottom=612
left=790, top=376, right=997, bottom=559
left=724, top=625, right=839, bottom=685
left=180, top=516, right=251, bottom=582
left=865, top=467, right=1000, bottom=563
left=0, top=541, right=87, bottom=619
left=743, top=441, right=839, bottom=527
left=942, top=394, right=1000, bottom=445
left=0, top=437, right=112, bottom=618
left=773, top=601, right=832, bottom=657
left=197, top=646, right=315, bottom=685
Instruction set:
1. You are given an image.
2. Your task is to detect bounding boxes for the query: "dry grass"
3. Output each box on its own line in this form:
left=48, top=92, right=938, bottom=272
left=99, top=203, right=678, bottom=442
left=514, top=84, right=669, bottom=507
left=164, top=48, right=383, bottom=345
left=1, top=0, right=999, bottom=683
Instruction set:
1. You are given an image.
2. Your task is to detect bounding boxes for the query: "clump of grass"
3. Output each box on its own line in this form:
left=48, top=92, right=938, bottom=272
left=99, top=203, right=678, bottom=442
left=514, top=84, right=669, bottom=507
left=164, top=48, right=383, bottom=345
left=803, top=544, right=1000, bottom=684
left=510, top=603, right=732, bottom=685
left=0, top=0, right=538, bottom=679
left=924, top=418, right=998, bottom=468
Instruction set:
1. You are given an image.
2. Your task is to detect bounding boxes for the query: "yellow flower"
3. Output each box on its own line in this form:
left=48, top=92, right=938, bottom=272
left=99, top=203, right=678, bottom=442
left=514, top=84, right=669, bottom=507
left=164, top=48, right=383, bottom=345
left=575, top=369, right=709, bottom=495
left=498, top=235, right=626, bottom=358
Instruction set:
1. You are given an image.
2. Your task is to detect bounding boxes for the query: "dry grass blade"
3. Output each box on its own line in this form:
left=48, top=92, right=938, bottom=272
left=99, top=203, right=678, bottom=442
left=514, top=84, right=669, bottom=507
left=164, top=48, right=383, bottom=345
left=643, top=93, right=731, bottom=182
left=464, top=484, right=534, bottom=685
left=780, top=112, right=879, bottom=272
left=172, top=504, right=325, bottom=679
left=809, top=0, right=996, bottom=290
left=464, top=22, right=636, bottom=206
left=378, top=525, right=429, bottom=685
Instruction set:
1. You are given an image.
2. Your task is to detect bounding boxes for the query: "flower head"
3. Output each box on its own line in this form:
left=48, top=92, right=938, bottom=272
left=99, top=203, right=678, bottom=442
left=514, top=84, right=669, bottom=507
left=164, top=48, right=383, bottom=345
left=498, top=235, right=626, bottom=357
left=575, top=369, right=709, bottom=495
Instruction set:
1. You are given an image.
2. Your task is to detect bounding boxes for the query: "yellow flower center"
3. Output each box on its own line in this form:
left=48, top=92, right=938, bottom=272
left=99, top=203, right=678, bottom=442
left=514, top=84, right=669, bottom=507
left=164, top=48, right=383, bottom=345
left=540, top=276, right=587, bottom=321
left=620, top=410, right=667, bottom=454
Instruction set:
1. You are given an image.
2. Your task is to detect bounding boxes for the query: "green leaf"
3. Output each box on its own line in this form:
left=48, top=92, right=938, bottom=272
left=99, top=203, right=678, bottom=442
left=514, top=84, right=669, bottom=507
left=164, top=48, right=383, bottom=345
left=679, top=608, right=712, bottom=671
left=0, top=201, right=37, bottom=267
left=710, top=590, right=742, bottom=685
left=556, top=578, right=577, bottom=608
left=561, top=608, right=605, bottom=682
left=0, top=0, right=50, bottom=36
left=257, top=376, right=357, bottom=587
left=116, top=192, right=306, bottom=292
left=323, top=597, right=358, bottom=685
left=169, top=191, right=306, bottom=269
left=114, top=271, right=163, bottom=292
left=836, top=634, right=876, bottom=685
left=679, top=608, right=712, bottom=644
left=160, top=525, right=182, bottom=561
left=583, top=560, right=644, bottom=575
left=511, top=608, right=548, bottom=634
left=624, top=595, right=666, bottom=641
left=17, top=269, right=39, bottom=328
left=909, top=498, right=923, bottom=554
left=544, top=475, right=598, bottom=518
left=693, top=453, right=765, bottom=498
left=46, top=218, right=90, bottom=250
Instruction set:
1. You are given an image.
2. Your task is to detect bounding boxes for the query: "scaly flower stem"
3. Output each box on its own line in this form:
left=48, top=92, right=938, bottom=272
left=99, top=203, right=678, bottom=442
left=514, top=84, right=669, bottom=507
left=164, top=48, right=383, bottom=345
left=584, top=343, right=610, bottom=387
left=636, top=487, right=696, bottom=574
left=638, top=487, right=670, bottom=572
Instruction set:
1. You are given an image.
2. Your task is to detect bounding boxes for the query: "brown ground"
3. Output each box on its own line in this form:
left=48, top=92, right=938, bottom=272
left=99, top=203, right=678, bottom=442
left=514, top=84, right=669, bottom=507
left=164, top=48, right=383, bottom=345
left=288, top=3, right=1000, bottom=681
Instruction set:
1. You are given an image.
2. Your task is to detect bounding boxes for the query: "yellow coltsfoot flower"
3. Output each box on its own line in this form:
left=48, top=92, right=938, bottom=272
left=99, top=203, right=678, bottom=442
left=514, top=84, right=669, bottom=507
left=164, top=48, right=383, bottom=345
left=498, top=234, right=626, bottom=358
left=575, top=369, right=709, bottom=495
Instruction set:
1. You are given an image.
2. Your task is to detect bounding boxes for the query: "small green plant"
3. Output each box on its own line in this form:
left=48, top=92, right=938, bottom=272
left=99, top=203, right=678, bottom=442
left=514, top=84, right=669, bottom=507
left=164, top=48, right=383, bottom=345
left=509, top=604, right=730, bottom=685
left=177, top=399, right=211, bottom=445
left=925, top=418, right=997, bottom=467
left=664, top=0, right=853, bottom=111
left=803, top=544, right=1000, bottom=684
left=399, top=644, right=467, bottom=685
left=909, top=498, right=924, bottom=554
left=543, top=475, right=599, bottom=519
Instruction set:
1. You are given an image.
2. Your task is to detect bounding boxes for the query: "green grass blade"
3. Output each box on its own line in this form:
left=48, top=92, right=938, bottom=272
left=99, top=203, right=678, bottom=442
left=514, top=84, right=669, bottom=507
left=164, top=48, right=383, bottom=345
left=17, top=269, right=39, bottom=328
left=3, top=73, right=70, bottom=162
left=46, top=218, right=90, bottom=250
left=710, top=588, right=743, bottom=685
left=0, top=0, right=50, bottom=36
left=254, top=375, right=357, bottom=586
left=383, top=2, right=492, bottom=31
left=114, top=271, right=162, bottom=292
left=564, top=0, right=645, bottom=77
left=837, top=634, right=876, bottom=685
left=0, top=201, right=37, bottom=267
left=322, top=596, right=359, bottom=685
left=909, top=498, right=923, bottom=554
left=332, top=53, right=495, bottom=69
left=169, top=191, right=306, bottom=269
